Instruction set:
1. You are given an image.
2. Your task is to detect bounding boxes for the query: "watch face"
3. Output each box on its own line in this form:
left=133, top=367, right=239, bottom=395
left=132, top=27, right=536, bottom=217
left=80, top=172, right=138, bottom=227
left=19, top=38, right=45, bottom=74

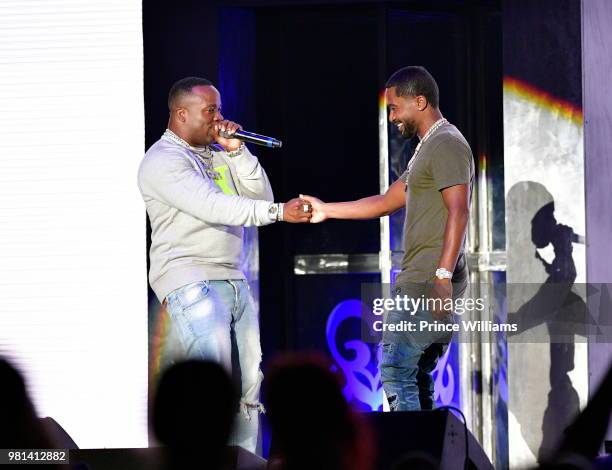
left=436, top=269, right=452, bottom=279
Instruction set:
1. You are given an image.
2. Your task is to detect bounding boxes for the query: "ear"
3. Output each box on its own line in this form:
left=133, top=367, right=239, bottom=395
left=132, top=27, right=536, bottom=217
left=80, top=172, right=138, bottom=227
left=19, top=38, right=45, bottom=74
left=176, top=108, right=187, bottom=123
left=416, top=95, right=428, bottom=111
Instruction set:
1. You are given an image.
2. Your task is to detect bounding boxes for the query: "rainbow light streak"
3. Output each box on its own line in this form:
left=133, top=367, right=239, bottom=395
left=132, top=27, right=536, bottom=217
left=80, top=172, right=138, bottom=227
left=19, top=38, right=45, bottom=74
left=379, top=88, right=387, bottom=111
left=503, top=77, right=583, bottom=125
left=477, top=152, right=491, bottom=253
left=150, top=307, right=171, bottom=384
left=479, top=153, right=488, bottom=176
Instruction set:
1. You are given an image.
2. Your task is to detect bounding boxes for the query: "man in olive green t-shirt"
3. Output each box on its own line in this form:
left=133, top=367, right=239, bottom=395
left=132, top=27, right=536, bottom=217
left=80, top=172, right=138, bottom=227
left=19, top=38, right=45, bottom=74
left=302, top=66, right=473, bottom=411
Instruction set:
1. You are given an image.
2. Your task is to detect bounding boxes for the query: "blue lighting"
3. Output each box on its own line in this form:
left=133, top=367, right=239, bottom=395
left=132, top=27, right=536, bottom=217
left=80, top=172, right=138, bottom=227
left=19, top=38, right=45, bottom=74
left=325, top=298, right=461, bottom=411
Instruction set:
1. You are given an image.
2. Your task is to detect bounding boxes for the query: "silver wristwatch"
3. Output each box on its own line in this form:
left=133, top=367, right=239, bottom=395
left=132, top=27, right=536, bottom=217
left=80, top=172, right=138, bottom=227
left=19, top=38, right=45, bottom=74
left=268, top=202, right=283, bottom=222
left=435, top=267, right=453, bottom=280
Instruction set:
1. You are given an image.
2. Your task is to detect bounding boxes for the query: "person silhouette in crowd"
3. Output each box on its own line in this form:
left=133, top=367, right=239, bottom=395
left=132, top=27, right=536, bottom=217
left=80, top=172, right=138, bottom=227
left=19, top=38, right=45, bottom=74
left=264, top=353, right=373, bottom=470
left=0, top=358, right=71, bottom=469
left=0, top=358, right=58, bottom=449
left=151, top=359, right=238, bottom=469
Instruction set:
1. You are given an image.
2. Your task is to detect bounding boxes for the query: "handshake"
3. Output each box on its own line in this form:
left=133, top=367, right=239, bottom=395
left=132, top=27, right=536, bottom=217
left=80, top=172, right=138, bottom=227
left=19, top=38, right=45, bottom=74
left=281, top=194, right=326, bottom=223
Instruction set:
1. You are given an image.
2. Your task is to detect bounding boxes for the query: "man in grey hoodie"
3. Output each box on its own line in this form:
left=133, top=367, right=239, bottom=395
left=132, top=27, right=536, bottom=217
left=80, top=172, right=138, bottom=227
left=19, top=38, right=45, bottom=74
left=138, top=77, right=311, bottom=453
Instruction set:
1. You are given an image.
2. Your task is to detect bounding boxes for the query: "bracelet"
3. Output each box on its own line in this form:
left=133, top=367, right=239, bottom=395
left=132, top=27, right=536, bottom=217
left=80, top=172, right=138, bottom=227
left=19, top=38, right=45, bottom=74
left=226, top=142, right=245, bottom=158
left=276, top=203, right=284, bottom=222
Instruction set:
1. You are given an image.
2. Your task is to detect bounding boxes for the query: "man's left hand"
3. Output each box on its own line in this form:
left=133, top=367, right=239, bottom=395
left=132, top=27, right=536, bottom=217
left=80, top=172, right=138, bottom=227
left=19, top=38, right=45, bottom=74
left=430, top=278, right=453, bottom=321
left=214, top=120, right=243, bottom=151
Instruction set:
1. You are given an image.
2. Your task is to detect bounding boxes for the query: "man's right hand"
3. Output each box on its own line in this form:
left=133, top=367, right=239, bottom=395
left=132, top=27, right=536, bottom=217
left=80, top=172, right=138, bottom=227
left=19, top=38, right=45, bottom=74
left=282, top=198, right=312, bottom=223
left=299, top=194, right=328, bottom=223
left=298, top=179, right=405, bottom=222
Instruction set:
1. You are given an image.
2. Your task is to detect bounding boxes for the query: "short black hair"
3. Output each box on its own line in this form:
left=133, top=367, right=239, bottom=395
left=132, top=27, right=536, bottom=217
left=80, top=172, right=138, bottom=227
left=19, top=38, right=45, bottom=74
left=168, top=76, right=213, bottom=111
left=385, top=66, right=439, bottom=108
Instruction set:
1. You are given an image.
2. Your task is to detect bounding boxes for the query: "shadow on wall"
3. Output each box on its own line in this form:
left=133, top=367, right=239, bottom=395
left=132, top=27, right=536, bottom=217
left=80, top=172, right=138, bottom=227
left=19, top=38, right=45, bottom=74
left=506, top=181, right=587, bottom=463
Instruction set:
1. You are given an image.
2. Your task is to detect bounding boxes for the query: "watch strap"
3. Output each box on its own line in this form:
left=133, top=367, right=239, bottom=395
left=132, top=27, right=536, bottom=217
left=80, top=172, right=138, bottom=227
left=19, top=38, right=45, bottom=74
left=435, top=267, right=453, bottom=279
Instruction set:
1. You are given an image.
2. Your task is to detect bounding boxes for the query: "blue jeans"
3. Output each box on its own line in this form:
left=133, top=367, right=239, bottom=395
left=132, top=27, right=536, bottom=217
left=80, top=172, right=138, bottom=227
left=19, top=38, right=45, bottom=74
left=165, top=280, right=263, bottom=453
left=380, top=281, right=465, bottom=411
left=381, top=338, right=450, bottom=411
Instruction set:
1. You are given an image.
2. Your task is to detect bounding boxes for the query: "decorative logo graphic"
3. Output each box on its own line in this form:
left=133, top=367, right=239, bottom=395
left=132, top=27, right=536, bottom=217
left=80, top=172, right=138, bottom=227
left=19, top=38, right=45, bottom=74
left=432, top=342, right=456, bottom=406
left=326, top=300, right=383, bottom=411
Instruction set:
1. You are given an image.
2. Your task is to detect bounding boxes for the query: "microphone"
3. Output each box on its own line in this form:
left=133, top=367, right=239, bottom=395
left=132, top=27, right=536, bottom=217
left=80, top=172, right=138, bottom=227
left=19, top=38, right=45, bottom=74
left=219, top=129, right=282, bottom=148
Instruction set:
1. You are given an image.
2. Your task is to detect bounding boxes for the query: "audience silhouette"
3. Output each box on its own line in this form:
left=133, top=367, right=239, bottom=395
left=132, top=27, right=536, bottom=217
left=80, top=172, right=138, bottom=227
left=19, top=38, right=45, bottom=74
left=0, top=358, right=68, bottom=469
left=264, top=352, right=374, bottom=470
left=4, top=352, right=609, bottom=470
left=151, top=359, right=238, bottom=469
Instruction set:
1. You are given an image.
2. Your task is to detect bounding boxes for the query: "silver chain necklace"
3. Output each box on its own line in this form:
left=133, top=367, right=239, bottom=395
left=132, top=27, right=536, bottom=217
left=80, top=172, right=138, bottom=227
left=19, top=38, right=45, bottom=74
left=163, top=129, right=221, bottom=180
left=406, top=118, right=448, bottom=174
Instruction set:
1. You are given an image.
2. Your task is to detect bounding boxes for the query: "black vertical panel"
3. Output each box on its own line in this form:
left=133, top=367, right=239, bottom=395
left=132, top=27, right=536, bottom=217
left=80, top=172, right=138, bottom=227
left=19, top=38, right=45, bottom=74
left=218, top=7, right=257, bottom=128
left=256, top=5, right=382, bottom=361
left=478, top=10, right=504, bottom=250
left=256, top=5, right=381, bottom=255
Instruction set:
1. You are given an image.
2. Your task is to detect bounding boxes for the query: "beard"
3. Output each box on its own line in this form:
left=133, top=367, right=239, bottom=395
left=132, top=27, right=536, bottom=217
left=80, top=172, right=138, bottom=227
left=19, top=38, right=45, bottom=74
left=397, top=120, right=417, bottom=139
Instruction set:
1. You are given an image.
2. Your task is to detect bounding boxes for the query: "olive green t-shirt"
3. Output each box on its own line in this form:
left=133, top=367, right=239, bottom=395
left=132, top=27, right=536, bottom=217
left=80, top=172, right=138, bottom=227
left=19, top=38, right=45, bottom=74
left=395, top=122, right=474, bottom=284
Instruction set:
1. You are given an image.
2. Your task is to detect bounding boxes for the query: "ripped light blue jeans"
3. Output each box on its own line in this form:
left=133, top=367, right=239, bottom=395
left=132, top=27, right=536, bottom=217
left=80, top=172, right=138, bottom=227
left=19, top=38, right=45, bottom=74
left=380, top=280, right=467, bottom=411
left=165, top=279, right=264, bottom=453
